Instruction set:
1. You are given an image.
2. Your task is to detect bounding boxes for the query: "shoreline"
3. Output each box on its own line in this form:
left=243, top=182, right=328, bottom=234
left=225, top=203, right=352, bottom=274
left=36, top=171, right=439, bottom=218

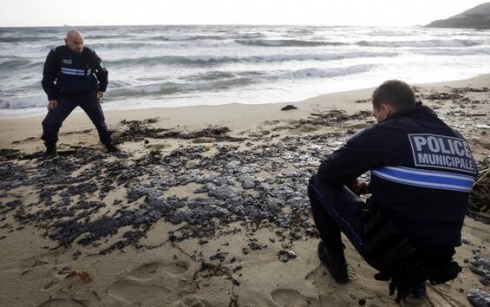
left=2, top=73, right=489, bottom=150
left=2, top=71, right=485, bottom=121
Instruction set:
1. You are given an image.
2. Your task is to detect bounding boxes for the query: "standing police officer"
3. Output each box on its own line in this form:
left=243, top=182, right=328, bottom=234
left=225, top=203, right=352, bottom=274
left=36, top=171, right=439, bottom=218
left=41, top=29, right=118, bottom=157
left=308, top=80, right=477, bottom=302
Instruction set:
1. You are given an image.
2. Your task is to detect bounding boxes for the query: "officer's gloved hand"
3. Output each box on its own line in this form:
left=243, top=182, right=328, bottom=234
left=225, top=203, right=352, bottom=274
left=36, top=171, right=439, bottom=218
left=374, top=260, right=428, bottom=303
left=47, top=100, right=58, bottom=111
left=348, top=179, right=370, bottom=195
left=389, top=276, right=416, bottom=303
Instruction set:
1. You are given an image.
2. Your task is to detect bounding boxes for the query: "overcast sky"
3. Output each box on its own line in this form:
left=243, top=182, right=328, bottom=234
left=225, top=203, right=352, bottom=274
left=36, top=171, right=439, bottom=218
left=0, top=0, right=486, bottom=27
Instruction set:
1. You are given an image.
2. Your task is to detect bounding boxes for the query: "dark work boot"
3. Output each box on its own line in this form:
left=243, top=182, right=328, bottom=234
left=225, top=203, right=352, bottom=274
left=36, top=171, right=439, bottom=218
left=318, top=240, right=349, bottom=283
left=41, top=144, right=57, bottom=159
left=104, top=143, right=120, bottom=153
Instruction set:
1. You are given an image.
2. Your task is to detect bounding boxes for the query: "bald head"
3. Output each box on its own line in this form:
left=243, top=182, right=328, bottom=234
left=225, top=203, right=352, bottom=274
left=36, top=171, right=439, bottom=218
left=65, top=29, right=84, bottom=53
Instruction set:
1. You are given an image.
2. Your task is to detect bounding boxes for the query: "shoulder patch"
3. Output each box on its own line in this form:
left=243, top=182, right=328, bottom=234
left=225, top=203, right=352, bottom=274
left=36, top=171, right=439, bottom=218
left=350, top=127, right=367, bottom=140
left=347, top=124, right=378, bottom=144
left=408, top=133, right=477, bottom=174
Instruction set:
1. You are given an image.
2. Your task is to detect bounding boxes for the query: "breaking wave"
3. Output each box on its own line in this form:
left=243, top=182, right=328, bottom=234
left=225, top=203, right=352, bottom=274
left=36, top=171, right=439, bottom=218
left=357, top=39, right=483, bottom=48
left=0, top=97, right=46, bottom=110
left=105, top=52, right=398, bottom=68
left=0, top=36, right=57, bottom=43
left=271, top=65, right=375, bottom=80
left=235, top=39, right=348, bottom=47
left=0, top=58, right=43, bottom=71
left=104, top=64, right=376, bottom=100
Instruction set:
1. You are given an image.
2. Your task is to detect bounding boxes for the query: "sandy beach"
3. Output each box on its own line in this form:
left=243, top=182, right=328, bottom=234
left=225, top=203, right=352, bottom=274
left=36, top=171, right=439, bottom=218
left=1, top=75, right=490, bottom=307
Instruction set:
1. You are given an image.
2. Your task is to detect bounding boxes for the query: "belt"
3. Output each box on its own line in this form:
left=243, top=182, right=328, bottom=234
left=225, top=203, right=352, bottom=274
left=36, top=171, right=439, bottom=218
left=59, top=91, right=95, bottom=98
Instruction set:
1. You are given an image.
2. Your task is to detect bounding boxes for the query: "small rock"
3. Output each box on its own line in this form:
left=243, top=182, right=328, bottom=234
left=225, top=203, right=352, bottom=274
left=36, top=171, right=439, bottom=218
left=278, top=250, right=297, bottom=262
left=307, top=160, right=321, bottom=167
left=467, top=289, right=490, bottom=307
left=283, top=170, right=299, bottom=178
left=210, top=252, right=228, bottom=262
left=281, top=105, right=297, bottom=111
left=301, top=221, right=310, bottom=229
left=226, top=161, right=241, bottom=169
left=243, top=181, right=255, bottom=189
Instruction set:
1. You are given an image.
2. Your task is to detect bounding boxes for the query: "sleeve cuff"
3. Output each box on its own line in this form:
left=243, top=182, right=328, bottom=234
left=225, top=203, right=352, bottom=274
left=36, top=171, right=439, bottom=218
left=47, top=94, right=58, bottom=100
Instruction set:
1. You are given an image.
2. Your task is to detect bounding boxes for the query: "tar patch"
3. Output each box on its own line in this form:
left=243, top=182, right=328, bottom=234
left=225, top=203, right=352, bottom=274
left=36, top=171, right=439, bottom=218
left=408, top=133, right=477, bottom=175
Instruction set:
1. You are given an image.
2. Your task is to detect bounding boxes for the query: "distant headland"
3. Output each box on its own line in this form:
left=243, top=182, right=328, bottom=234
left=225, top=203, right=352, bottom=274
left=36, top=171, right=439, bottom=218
left=426, top=2, right=490, bottom=29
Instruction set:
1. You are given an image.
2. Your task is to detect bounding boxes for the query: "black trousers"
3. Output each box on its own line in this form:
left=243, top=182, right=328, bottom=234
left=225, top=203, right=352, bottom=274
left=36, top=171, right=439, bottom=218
left=308, top=175, right=455, bottom=269
left=308, top=174, right=366, bottom=251
left=41, top=92, right=112, bottom=146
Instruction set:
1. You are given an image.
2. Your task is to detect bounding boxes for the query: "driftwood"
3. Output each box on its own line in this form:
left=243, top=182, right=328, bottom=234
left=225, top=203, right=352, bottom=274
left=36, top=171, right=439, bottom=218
left=469, top=168, right=490, bottom=223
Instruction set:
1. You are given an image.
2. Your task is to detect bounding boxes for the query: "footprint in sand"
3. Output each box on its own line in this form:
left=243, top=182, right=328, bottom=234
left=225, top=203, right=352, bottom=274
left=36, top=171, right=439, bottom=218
left=38, top=298, right=86, bottom=307
left=292, top=125, right=319, bottom=133
left=271, top=289, right=351, bottom=307
left=109, top=259, right=191, bottom=304
left=110, top=278, right=171, bottom=303
left=176, top=296, right=214, bottom=307
left=127, top=260, right=189, bottom=281
left=271, top=289, right=320, bottom=307
left=19, top=250, right=63, bottom=271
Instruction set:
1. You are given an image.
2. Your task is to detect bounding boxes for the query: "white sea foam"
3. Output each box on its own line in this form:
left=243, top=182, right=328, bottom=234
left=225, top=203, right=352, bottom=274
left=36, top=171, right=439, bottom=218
left=357, top=39, right=484, bottom=48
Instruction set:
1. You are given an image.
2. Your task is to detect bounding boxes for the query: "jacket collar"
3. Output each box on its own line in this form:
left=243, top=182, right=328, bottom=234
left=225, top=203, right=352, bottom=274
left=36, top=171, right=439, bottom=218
left=383, top=101, right=436, bottom=122
left=63, top=45, right=84, bottom=56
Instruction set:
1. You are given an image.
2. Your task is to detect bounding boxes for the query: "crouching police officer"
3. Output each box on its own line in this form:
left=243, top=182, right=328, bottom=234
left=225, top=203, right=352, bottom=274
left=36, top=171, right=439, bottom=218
left=308, top=80, right=477, bottom=302
left=41, top=29, right=119, bottom=157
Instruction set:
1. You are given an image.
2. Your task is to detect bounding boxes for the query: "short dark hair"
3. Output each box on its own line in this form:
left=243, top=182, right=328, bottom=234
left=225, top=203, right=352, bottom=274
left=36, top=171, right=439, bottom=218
left=372, top=80, right=416, bottom=109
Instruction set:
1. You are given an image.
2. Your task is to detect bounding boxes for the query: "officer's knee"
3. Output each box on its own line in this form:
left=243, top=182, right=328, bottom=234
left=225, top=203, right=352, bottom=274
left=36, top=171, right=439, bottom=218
left=43, top=119, right=62, bottom=129
left=308, top=175, right=327, bottom=203
left=308, top=175, right=322, bottom=198
left=42, top=118, right=52, bottom=129
left=309, top=174, right=319, bottom=186
left=309, top=174, right=337, bottom=192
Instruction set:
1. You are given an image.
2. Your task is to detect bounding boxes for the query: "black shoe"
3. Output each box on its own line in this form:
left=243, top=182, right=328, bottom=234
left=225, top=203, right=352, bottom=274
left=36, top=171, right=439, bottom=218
left=104, top=143, right=120, bottom=153
left=406, top=282, right=426, bottom=302
left=318, top=240, right=349, bottom=283
left=41, top=145, right=57, bottom=159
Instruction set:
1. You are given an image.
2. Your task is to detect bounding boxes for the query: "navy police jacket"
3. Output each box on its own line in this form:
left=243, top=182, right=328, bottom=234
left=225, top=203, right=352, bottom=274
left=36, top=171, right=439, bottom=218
left=42, top=45, right=108, bottom=100
left=318, top=102, right=477, bottom=247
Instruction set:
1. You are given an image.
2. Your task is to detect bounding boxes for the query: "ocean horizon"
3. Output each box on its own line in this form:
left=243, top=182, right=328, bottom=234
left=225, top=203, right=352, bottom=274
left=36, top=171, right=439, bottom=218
left=1, top=24, right=489, bottom=118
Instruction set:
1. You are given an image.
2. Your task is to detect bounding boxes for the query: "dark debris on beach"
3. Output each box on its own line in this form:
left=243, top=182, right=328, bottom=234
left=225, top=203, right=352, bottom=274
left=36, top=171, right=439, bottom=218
left=1, top=111, right=367, bottom=255
left=116, top=118, right=245, bottom=143
left=1, top=94, right=490, bottom=260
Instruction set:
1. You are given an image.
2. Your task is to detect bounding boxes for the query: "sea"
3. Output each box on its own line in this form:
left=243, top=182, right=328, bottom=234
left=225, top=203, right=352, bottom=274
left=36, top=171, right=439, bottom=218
left=0, top=25, right=489, bottom=118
